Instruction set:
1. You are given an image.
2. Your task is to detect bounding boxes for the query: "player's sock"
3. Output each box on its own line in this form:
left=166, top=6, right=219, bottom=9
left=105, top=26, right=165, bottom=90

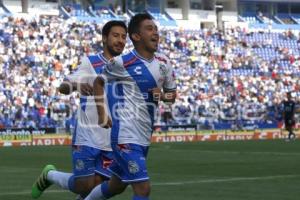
left=67, top=175, right=76, bottom=192
left=84, top=181, right=113, bottom=200
left=132, top=195, right=149, bottom=200
left=47, top=170, right=72, bottom=190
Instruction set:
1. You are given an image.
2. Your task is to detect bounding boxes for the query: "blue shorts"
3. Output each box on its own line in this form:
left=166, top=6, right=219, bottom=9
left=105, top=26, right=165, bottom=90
left=109, top=143, right=149, bottom=183
left=72, top=145, right=113, bottom=179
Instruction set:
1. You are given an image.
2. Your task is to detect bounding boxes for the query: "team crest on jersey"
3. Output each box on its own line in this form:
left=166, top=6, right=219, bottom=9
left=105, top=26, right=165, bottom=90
left=128, top=161, right=140, bottom=174
left=159, top=64, right=167, bottom=76
left=75, top=159, right=85, bottom=171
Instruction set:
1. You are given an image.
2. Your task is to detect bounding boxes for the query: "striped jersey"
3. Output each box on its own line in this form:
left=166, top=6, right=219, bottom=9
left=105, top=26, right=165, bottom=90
left=67, top=53, right=112, bottom=151
left=100, top=50, right=176, bottom=146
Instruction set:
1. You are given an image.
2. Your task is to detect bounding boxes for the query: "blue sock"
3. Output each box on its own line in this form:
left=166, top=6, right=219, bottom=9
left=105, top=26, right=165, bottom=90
left=101, top=181, right=113, bottom=198
left=132, top=195, right=149, bottom=200
left=68, top=175, right=76, bottom=193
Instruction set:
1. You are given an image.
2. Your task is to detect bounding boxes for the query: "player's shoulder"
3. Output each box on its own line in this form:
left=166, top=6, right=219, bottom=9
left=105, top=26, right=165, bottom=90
left=107, top=54, right=124, bottom=67
left=121, top=51, right=139, bottom=67
left=154, top=52, right=170, bottom=65
left=78, top=55, right=90, bottom=65
left=87, top=54, right=107, bottom=67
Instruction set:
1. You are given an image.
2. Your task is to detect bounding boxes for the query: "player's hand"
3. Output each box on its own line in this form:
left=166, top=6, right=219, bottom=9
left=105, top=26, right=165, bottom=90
left=98, top=115, right=112, bottom=129
left=149, top=87, right=162, bottom=102
left=78, top=83, right=93, bottom=96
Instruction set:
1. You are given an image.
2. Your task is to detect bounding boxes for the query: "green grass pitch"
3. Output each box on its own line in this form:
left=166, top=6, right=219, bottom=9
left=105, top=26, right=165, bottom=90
left=1, top=140, right=300, bottom=200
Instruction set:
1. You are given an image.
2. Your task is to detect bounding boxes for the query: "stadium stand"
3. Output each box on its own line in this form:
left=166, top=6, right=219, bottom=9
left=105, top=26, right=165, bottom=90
left=1, top=1, right=300, bottom=131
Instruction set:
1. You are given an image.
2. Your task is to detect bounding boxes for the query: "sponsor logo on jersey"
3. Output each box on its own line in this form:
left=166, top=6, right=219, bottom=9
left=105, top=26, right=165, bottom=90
left=134, top=66, right=142, bottom=75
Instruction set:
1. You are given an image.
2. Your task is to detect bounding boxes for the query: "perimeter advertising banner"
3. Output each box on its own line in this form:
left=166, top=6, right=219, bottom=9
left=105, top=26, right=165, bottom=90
left=151, top=129, right=299, bottom=143
left=0, top=127, right=299, bottom=147
left=0, top=128, right=71, bottom=147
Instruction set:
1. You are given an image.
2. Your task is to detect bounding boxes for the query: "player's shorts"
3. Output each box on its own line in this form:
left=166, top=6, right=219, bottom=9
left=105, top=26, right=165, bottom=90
left=72, top=145, right=113, bottom=179
left=285, top=118, right=295, bottom=127
left=108, top=143, right=149, bottom=183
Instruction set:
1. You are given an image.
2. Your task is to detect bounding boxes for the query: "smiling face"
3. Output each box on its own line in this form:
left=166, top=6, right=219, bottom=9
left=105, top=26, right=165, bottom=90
left=103, top=26, right=127, bottom=57
left=129, top=14, right=159, bottom=54
left=138, top=19, right=159, bottom=53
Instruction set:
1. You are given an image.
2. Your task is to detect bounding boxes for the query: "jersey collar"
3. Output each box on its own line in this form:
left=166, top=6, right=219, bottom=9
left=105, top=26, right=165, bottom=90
left=98, top=53, right=109, bottom=64
left=132, top=49, right=154, bottom=63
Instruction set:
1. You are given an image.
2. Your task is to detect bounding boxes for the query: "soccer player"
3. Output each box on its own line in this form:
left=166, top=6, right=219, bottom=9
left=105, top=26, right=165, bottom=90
left=283, top=92, right=296, bottom=141
left=31, top=20, right=127, bottom=199
left=85, top=13, right=177, bottom=200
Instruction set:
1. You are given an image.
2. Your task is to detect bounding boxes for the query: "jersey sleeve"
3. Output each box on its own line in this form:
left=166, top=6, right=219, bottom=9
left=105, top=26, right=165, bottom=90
left=163, top=58, right=177, bottom=92
left=66, top=56, right=96, bottom=85
left=100, top=56, right=127, bottom=82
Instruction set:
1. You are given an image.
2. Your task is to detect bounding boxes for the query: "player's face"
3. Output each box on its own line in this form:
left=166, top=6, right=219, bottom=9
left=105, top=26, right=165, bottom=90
left=105, top=26, right=127, bottom=56
left=138, top=19, right=159, bottom=53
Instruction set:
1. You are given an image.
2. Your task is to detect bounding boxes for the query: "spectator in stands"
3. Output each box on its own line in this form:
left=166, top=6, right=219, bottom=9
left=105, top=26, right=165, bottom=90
left=1, top=14, right=300, bottom=131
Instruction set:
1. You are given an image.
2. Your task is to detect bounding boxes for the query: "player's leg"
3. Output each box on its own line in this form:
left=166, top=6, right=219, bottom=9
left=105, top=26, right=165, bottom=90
left=31, top=164, right=63, bottom=199
left=285, top=119, right=291, bottom=141
left=79, top=150, right=114, bottom=199
left=85, top=144, right=149, bottom=200
left=84, top=153, right=128, bottom=200
left=94, top=150, right=114, bottom=185
left=286, top=119, right=295, bottom=140
left=128, top=144, right=151, bottom=200
left=289, top=127, right=296, bottom=140
left=31, top=145, right=96, bottom=198
left=84, top=174, right=127, bottom=200
left=131, top=181, right=151, bottom=200
left=108, top=143, right=151, bottom=200
left=70, top=145, right=102, bottom=197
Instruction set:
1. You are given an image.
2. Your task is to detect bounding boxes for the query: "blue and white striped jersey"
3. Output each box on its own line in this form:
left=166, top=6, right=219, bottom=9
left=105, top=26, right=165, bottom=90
left=67, top=54, right=112, bottom=151
left=100, top=50, right=176, bottom=146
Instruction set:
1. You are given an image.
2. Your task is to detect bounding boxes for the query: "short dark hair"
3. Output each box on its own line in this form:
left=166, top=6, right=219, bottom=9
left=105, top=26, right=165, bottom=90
left=102, top=20, right=127, bottom=37
left=128, top=13, right=154, bottom=42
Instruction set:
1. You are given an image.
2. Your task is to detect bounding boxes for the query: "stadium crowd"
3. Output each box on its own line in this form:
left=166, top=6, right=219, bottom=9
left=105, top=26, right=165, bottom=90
left=0, top=15, right=300, bottom=130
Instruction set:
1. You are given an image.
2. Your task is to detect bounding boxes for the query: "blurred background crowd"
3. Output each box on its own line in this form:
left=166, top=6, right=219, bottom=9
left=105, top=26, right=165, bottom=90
left=1, top=15, right=300, bottom=130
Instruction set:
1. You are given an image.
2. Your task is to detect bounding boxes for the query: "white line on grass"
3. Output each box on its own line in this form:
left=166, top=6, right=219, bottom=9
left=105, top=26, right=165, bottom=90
left=153, top=174, right=300, bottom=186
left=1, top=174, right=299, bottom=196
left=151, top=148, right=300, bottom=156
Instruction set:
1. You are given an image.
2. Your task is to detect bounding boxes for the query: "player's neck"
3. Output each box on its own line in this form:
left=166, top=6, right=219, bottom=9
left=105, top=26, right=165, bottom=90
left=134, top=47, right=154, bottom=61
left=102, top=51, right=113, bottom=61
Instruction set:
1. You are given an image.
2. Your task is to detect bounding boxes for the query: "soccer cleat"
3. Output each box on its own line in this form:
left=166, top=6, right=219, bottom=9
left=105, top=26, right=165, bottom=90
left=31, top=164, right=56, bottom=199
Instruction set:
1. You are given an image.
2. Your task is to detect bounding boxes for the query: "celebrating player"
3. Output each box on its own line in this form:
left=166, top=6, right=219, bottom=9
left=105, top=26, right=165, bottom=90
left=85, top=13, right=177, bottom=200
left=31, top=20, right=127, bottom=199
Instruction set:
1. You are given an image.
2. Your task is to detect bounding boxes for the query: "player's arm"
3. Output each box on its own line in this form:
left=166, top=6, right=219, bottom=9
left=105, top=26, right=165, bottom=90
left=59, top=80, right=93, bottom=95
left=93, top=76, right=112, bottom=128
left=59, top=57, right=94, bottom=95
left=93, top=57, right=126, bottom=128
left=160, top=57, right=177, bottom=104
left=150, top=88, right=176, bottom=103
left=162, top=90, right=177, bottom=103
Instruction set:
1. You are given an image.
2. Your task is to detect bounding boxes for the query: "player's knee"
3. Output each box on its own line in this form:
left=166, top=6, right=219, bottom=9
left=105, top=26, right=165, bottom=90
left=73, top=177, right=96, bottom=194
left=108, top=181, right=127, bottom=195
left=114, top=184, right=127, bottom=195
left=132, top=181, right=151, bottom=197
